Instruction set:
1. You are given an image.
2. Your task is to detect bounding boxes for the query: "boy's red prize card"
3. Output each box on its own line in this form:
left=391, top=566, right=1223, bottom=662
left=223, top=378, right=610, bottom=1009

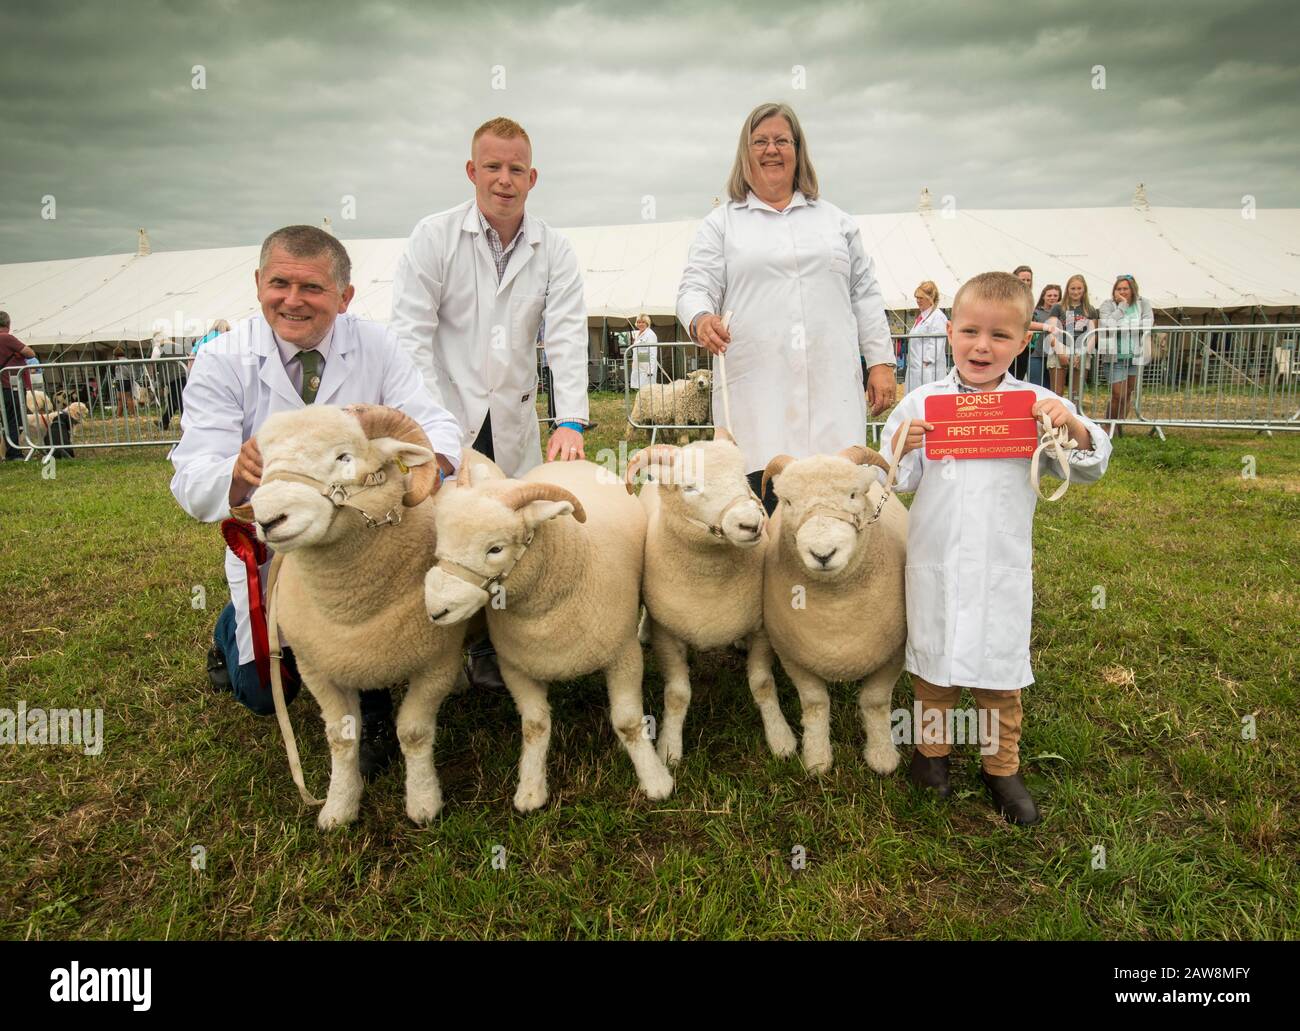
left=923, top=390, right=1039, bottom=460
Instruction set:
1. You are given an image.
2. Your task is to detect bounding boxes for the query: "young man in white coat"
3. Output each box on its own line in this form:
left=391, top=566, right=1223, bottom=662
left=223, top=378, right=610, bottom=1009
left=881, top=271, right=1111, bottom=825
left=170, top=225, right=462, bottom=776
left=389, top=116, right=589, bottom=690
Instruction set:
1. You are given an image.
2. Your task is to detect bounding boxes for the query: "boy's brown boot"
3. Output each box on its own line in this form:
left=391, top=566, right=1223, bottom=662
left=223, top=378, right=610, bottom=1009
left=981, top=770, right=1041, bottom=826
left=909, top=751, right=952, bottom=798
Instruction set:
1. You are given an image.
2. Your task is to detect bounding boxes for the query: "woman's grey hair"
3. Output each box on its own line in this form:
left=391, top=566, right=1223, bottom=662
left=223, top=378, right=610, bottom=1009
left=726, top=102, right=819, bottom=204
left=259, top=225, right=352, bottom=289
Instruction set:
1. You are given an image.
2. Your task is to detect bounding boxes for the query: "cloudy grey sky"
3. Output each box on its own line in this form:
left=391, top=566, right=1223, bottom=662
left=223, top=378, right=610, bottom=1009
left=2, top=0, right=1297, bottom=263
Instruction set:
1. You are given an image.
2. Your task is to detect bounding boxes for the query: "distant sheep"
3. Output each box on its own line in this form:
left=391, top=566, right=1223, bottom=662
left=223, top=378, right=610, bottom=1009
left=627, top=368, right=713, bottom=443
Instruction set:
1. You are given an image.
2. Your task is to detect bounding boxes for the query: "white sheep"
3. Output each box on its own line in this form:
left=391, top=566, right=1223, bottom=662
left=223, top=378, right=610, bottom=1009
left=627, top=368, right=713, bottom=442
left=761, top=445, right=908, bottom=777
left=423, top=458, right=674, bottom=812
left=626, top=431, right=796, bottom=764
left=249, top=403, right=468, bottom=830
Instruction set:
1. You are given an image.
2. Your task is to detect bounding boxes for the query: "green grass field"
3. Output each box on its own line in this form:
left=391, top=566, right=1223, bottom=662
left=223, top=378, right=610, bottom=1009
left=2, top=392, right=1297, bottom=940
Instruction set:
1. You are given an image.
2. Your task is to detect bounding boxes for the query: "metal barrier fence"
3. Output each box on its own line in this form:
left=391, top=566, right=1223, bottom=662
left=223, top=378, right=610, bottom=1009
left=6, top=326, right=1295, bottom=460
left=2, top=357, right=189, bottom=458
left=620, top=326, right=1300, bottom=440
left=889, top=324, right=1300, bottom=435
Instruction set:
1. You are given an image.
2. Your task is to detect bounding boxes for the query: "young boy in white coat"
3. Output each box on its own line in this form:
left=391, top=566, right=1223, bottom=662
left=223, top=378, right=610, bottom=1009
left=880, top=271, right=1111, bottom=825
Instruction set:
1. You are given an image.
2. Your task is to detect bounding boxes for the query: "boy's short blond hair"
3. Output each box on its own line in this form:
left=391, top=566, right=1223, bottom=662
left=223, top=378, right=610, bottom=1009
left=953, top=271, right=1034, bottom=330
left=472, top=117, right=531, bottom=158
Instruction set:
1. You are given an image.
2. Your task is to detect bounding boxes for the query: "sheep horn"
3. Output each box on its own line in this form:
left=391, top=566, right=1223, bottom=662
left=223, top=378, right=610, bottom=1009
left=345, top=403, right=436, bottom=507
left=761, top=454, right=794, bottom=501
left=623, top=444, right=681, bottom=494
left=500, top=482, right=587, bottom=523
left=838, top=444, right=891, bottom=474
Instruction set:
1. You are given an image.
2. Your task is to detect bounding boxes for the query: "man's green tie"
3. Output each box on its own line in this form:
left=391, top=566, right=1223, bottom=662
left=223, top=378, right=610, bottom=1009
left=295, top=349, right=323, bottom=404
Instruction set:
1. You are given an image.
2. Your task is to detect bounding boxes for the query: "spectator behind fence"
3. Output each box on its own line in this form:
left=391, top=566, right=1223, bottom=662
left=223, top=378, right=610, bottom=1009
left=1099, top=274, right=1154, bottom=436
left=904, top=280, right=948, bottom=395
left=628, top=313, right=659, bottom=389
left=1031, top=284, right=1062, bottom=388
left=151, top=330, right=187, bottom=430
left=112, top=346, right=138, bottom=417
left=1048, top=275, right=1097, bottom=401
left=0, top=311, right=37, bottom=460
left=1010, top=266, right=1051, bottom=382
left=678, top=101, right=895, bottom=515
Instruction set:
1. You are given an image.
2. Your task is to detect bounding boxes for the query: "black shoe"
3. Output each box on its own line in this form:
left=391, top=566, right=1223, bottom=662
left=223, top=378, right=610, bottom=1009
left=981, top=769, right=1041, bottom=826
left=909, top=751, right=952, bottom=798
left=206, top=645, right=232, bottom=695
left=358, top=690, right=399, bottom=782
left=467, top=651, right=506, bottom=692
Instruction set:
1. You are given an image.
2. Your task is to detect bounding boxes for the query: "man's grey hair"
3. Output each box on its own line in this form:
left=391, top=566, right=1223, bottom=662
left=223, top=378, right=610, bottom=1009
left=0, top=311, right=10, bottom=329
left=259, top=225, right=352, bottom=289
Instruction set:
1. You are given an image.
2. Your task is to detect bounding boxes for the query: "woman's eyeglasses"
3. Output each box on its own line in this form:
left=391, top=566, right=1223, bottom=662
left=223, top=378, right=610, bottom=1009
left=750, top=137, right=795, bottom=151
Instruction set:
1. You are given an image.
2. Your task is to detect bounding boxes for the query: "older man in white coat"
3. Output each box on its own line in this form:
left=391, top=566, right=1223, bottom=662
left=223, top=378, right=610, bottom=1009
left=390, top=116, right=589, bottom=689
left=171, top=225, right=461, bottom=776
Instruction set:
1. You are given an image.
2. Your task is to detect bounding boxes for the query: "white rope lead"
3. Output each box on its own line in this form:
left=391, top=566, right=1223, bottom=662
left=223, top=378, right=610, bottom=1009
left=717, top=309, right=735, bottom=437
left=1029, top=412, right=1077, bottom=502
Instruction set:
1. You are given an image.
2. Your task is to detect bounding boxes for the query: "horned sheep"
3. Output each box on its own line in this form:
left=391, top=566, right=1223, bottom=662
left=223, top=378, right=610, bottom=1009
left=249, top=403, right=468, bottom=830
left=423, top=458, right=674, bottom=812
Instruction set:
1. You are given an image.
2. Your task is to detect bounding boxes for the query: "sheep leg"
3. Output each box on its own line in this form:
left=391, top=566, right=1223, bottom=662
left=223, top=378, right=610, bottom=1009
left=858, top=649, right=904, bottom=775
left=606, top=638, right=675, bottom=799
left=398, top=664, right=458, bottom=825
left=305, top=673, right=364, bottom=830
left=745, top=629, right=798, bottom=759
left=782, top=656, right=834, bottom=775
left=499, top=659, right=552, bottom=813
left=650, top=620, right=691, bottom=766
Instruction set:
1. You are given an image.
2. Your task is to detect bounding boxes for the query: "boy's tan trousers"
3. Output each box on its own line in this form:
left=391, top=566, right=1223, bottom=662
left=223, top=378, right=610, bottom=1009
left=912, top=677, right=1023, bottom=776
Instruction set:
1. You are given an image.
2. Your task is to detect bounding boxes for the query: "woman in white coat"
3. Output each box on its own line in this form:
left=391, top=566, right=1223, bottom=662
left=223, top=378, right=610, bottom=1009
left=627, top=313, right=659, bottom=390
left=677, top=102, right=896, bottom=510
left=904, top=280, right=948, bottom=394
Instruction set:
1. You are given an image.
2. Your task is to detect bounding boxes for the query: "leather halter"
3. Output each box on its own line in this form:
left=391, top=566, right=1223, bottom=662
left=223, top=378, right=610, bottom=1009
left=432, top=531, right=535, bottom=594
left=680, top=489, right=767, bottom=540
left=256, top=467, right=403, bottom=529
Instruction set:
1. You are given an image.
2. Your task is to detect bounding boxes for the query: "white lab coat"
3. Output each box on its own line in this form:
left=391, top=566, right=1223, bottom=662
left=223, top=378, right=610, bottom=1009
left=390, top=200, right=589, bottom=478
left=904, top=306, right=949, bottom=395
left=880, top=370, right=1112, bottom=689
left=677, top=191, right=895, bottom=474
left=628, top=327, right=659, bottom=389
left=169, top=313, right=463, bottom=666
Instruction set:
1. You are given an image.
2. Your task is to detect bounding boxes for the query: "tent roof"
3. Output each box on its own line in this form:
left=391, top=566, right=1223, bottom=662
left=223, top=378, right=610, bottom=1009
left=4, top=205, right=1298, bottom=345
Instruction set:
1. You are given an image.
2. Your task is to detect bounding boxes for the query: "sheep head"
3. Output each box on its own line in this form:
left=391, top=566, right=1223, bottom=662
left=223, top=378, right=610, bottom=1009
left=761, top=445, right=888, bottom=576
left=424, top=478, right=586, bottom=626
left=626, top=439, right=765, bottom=547
left=687, top=368, right=713, bottom=393
left=248, top=404, right=438, bottom=552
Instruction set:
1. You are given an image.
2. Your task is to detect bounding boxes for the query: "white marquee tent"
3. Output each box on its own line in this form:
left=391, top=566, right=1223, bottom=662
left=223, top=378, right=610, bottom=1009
left=3, top=200, right=1298, bottom=351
